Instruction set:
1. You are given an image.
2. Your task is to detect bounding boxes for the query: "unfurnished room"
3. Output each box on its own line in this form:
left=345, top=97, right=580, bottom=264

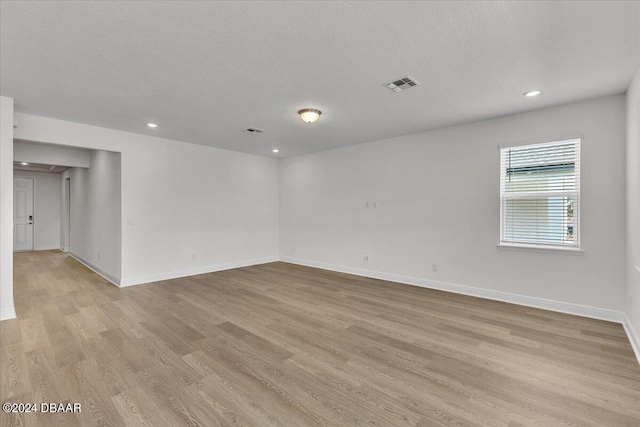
left=0, top=1, right=639, bottom=426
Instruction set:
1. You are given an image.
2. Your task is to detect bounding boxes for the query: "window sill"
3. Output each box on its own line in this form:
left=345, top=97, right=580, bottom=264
left=497, top=243, right=583, bottom=255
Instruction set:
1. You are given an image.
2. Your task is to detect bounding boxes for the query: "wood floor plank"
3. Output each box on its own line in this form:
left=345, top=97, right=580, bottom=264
left=19, top=315, right=51, bottom=353
left=0, top=319, right=22, bottom=346
left=100, top=328, right=152, bottom=374
left=110, top=386, right=172, bottom=427
left=2, top=250, right=639, bottom=426
left=216, top=322, right=295, bottom=363
left=0, top=342, right=30, bottom=399
left=61, top=360, right=126, bottom=427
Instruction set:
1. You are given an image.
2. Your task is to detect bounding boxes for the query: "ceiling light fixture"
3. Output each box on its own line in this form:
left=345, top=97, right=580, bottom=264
left=147, top=123, right=158, bottom=128
left=272, top=149, right=279, bottom=153
left=524, top=90, right=542, bottom=97
left=21, top=162, right=29, bottom=165
left=298, top=109, right=321, bottom=124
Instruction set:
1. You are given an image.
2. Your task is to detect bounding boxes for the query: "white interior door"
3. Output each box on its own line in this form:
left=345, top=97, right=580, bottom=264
left=14, top=177, right=34, bottom=251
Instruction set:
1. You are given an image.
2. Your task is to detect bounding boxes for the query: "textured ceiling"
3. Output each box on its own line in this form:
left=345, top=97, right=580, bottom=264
left=1, top=1, right=639, bottom=157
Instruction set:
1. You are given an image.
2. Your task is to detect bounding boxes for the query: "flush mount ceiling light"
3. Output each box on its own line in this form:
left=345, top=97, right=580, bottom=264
left=524, top=90, right=542, bottom=97
left=272, top=149, right=279, bottom=153
left=146, top=122, right=158, bottom=128
left=298, top=109, right=321, bottom=124
left=21, top=162, right=29, bottom=165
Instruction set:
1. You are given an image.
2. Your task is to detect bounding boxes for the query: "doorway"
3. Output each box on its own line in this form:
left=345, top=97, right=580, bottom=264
left=13, top=177, right=34, bottom=251
left=63, top=177, right=70, bottom=252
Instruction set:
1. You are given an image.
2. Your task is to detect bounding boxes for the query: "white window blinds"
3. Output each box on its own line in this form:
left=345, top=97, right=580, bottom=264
left=500, top=139, right=580, bottom=248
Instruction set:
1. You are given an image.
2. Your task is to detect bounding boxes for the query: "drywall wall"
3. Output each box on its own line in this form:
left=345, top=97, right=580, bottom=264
left=62, top=150, right=121, bottom=281
left=12, top=170, right=61, bottom=250
left=0, top=97, right=15, bottom=320
left=14, top=139, right=90, bottom=167
left=280, top=95, right=627, bottom=314
left=12, top=114, right=280, bottom=285
left=626, top=68, right=640, bottom=346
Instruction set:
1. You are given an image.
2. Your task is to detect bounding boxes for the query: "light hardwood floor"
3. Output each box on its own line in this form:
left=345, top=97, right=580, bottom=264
left=1, top=250, right=639, bottom=426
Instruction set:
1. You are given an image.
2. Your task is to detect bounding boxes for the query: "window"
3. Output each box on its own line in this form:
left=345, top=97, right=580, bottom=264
left=499, top=138, right=580, bottom=249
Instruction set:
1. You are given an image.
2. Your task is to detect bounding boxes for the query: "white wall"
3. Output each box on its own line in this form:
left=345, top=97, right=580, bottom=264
left=14, top=139, right=90, bottom=168
left=280, top=95, right=627, bottom=314
left=13, top=114, right=280, bottom=286
left=0, top=97, right=15, bottom=320
left=626, top=68, right=640, bottom=346
left=12, top=170, right=61, bottom=250
left=62, top=150, right=121, bottom=281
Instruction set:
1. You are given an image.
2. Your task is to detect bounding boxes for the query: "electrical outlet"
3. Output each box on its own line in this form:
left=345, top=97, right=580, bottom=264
left=364, top=255, right=369, bottom=262
left=127, top=218, right=136, bottom=226
left=192, top=254, right=196, bottom=261
left=98, top=252, right=101, bottom=260
left=432, top=264, right=438, bottom=272
left=291, top=246, right=295, bottom=252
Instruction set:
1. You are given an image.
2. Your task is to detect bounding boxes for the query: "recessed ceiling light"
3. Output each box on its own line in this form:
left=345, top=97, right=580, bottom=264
left=272, top=149, right=279, bottom=153
left=147, top=123, right=158, bottom=128
left=298, top=109, right=321, bottom=124
left=524, top=90, right=542, bottom=97
left=21, top=162, right=29, bottom=165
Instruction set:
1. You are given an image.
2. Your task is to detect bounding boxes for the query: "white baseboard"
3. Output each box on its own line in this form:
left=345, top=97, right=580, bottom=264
left=622, top=314, right=640, bottom=365
left=61, top=246, right=70, bottom=253
left=280, top=256, right=640, bottom=365
left=35, top=245, right=62, bottom=251
left=0, top=307, right=17, bottom=321
left=280, top=256, right=625, bottom=323
left=69, top=253, right=121, bottom=287
left=119, top=256, right=280, bottom=287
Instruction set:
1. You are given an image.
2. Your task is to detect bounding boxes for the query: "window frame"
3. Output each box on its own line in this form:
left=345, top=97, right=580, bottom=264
left=498, top=138, right=581, bottom=252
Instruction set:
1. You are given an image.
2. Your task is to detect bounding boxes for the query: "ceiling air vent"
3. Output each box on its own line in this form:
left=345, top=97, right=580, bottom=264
left=384, top=76, right=420, bottom=93
left=245, top=128, right=264, bottom=134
